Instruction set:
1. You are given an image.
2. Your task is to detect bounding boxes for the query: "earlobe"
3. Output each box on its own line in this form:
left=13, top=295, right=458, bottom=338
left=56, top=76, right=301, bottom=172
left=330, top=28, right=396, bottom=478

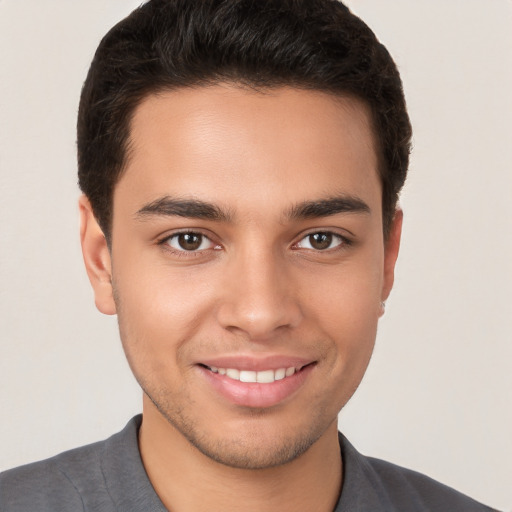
left=78, top=195, right=117, bottom=315
left=380, top=208, right=403, bottom=309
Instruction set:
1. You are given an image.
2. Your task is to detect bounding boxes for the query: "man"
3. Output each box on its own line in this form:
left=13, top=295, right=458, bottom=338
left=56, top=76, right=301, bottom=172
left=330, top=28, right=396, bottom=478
left=0, top=1, right=500, bottom=510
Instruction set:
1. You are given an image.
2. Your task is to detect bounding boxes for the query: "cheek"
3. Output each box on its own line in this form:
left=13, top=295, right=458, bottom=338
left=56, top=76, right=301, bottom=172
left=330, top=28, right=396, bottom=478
left=313, top=283, right=379, bottom=369
left=299, top=250, right=383, bottom=377
left=112, top=258, right=219, bottom=371
left=302, top=250, right=383, bottom=329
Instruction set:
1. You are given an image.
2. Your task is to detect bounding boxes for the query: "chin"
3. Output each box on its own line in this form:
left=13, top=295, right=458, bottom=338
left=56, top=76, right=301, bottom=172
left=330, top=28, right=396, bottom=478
left=146, top=386, right=336, bottom=470
left=181, top=422, right=327, bottom=470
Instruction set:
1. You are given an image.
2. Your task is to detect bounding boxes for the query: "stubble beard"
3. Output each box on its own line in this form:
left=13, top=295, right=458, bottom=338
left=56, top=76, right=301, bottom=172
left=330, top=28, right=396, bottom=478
left=141, top=384, right=333, bottom=470
left=113, top=283, right=340, bottom=471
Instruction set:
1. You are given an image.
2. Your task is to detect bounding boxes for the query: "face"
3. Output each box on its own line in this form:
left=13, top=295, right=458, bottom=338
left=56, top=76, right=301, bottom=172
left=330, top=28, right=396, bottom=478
left=81, top=85, right=401, bottom=469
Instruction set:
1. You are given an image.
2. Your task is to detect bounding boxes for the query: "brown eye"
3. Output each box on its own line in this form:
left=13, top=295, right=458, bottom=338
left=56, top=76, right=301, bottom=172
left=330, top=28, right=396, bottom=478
left=309, top=233, right=332, bottom=250
left=296, top=232, right=343, bottom=251
left=166, top=232, right=213, bottom=251
left=178, top=233, right=202, bottom=250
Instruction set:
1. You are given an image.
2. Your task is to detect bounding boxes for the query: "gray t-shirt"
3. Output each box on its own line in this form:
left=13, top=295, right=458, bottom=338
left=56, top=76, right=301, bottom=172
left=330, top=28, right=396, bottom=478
left=0, top=416, right=498, bottom=511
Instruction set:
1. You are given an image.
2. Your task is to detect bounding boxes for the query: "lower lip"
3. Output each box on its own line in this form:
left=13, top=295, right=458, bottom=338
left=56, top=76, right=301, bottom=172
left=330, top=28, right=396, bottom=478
left=199, top=364, right=314, bottom=408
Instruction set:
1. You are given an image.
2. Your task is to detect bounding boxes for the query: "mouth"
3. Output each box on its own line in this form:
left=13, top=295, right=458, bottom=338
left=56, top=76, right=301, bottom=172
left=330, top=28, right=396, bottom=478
left=200, top=364, right=310, bottom=384
left=197, top=361, right=316, bottom=408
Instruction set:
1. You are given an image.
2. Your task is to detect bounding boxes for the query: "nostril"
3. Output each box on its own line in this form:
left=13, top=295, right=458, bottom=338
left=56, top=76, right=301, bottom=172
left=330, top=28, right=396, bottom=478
left=217, top=298, right=304, bottom=339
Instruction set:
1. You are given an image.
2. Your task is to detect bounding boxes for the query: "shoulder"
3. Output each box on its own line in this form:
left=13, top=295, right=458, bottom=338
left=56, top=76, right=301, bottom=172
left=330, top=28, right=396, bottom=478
left=0, top=439, right=106, bottom=512
left=338, top=433, right=499, bottom=512
left=366, top=456, right=496, bottom=511
left=0, top=416, right=144, bottom=512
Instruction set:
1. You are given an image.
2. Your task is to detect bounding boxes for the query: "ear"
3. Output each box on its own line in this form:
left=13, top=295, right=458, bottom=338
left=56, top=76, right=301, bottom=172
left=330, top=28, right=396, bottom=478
left=380, top=208, right=403, bottom=308
left=79, top=195, right=117, bottom=315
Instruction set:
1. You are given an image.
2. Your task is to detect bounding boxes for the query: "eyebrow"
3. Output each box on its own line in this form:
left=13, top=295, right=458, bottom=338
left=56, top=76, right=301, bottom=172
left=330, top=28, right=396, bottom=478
left=286, top=196, right=371, bottom=220
left=135, top=196, right=232, bottom=222
left=135, top=194, right=370, bottom=223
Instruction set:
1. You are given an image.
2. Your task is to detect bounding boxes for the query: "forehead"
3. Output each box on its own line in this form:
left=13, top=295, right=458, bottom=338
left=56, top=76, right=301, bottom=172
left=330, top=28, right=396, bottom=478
left=116, top=85, right=380, bottom=218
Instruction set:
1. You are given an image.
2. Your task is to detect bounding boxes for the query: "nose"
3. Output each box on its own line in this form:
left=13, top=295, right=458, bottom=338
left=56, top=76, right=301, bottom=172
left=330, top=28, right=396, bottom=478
left=216, top=247, right=303, bottom=340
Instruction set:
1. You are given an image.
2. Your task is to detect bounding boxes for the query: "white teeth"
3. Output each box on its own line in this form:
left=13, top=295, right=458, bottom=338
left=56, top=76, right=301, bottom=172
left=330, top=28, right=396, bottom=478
left=208, top=366, right=301, bottom=384
left=274, top=368, right=286, bottom=381
left=285, top=367, right=296, bottom=377
left=256, top=369, right=275, bottom=383
left=226, top=368, right=240, bottom=380
left=239, top=370, right=257, bottom=383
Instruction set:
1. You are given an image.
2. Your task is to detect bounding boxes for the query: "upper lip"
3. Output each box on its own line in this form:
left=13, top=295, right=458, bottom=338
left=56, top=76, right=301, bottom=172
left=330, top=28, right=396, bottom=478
left=198, top=355, right=315, bottom=371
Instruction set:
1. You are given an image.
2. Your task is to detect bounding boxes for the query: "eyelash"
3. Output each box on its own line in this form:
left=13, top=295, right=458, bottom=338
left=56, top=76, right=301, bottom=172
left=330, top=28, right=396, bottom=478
left=157, top=229, right=352, bottom=257
left=292, top=231, right=351, bottom=252
left=157, top=230, right=219, bottom=258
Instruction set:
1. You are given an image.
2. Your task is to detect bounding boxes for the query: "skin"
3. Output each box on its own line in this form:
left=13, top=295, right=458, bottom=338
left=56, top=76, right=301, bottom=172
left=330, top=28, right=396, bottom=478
left=80, top=85, right=402, bottom=512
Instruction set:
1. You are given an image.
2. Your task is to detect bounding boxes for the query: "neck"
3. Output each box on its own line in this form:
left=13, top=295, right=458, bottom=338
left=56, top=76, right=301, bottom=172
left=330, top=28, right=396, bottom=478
left=138, top=398, right=342, bottom=512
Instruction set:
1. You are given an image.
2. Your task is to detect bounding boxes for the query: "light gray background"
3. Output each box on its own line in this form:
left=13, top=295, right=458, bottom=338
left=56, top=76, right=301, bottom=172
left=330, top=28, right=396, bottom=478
left=0, top=1, right=510, bottom=510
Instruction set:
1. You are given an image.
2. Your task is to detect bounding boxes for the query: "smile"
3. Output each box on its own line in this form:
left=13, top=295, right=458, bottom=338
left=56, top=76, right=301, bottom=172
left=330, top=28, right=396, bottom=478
left=205, top=365, right=303, bottom=383
left=199, top=361, right=314, bottom=408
